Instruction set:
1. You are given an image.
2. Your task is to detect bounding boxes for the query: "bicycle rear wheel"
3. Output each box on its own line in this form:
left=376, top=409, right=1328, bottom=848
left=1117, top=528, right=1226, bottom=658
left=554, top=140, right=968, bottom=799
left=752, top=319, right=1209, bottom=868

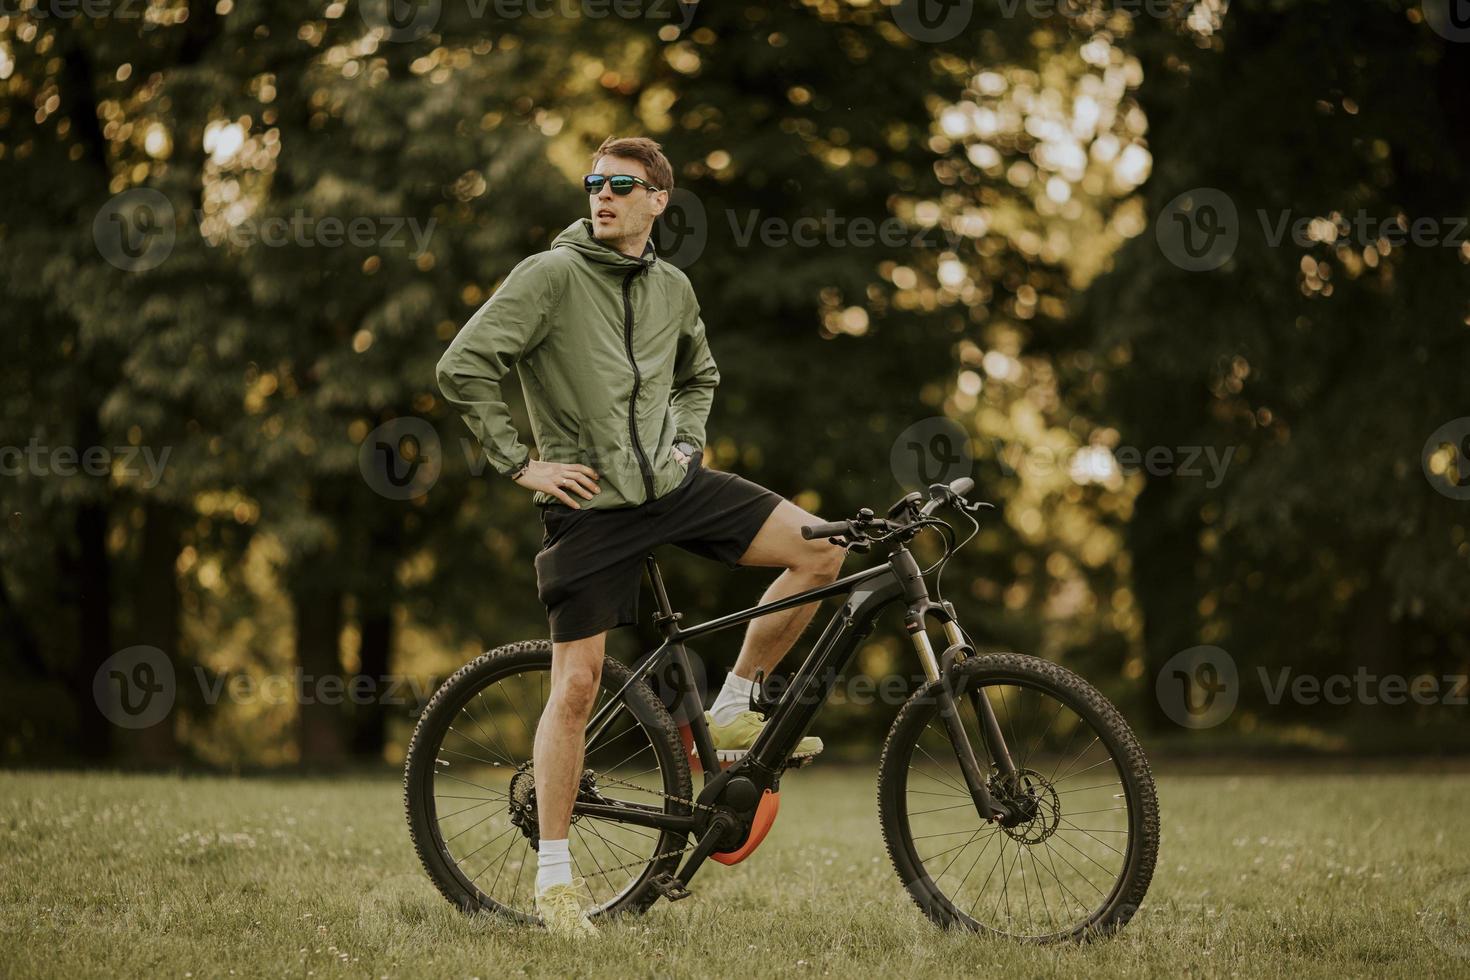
left=404, top=640, right=692, bottom=921
left=877, top=653, right=1158, bottom=942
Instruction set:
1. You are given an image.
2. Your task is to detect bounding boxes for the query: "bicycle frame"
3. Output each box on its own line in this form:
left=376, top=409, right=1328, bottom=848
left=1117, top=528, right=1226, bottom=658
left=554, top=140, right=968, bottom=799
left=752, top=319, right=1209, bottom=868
left=575, top=538, right=1022, bottom=858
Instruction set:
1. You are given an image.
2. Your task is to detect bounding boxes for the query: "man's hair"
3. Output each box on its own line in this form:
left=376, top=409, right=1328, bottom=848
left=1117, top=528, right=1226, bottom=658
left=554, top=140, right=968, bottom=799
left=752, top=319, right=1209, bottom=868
left=591, top=136, right=674, bottom=193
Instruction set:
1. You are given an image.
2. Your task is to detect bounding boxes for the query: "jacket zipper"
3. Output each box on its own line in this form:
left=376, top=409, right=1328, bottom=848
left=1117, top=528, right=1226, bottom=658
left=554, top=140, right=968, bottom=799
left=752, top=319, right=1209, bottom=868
left=621, top=269, right=657, bottom=502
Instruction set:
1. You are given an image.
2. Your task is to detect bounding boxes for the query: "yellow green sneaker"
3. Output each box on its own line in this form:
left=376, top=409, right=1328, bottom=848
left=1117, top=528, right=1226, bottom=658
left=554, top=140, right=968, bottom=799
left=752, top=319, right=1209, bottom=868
left=535, top=879, right=598, bottom=939
left=706, top=710, right=823, bottom=764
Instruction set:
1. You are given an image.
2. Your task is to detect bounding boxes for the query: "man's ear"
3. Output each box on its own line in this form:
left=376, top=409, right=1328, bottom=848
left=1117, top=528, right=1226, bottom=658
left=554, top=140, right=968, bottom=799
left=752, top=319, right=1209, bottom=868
left=649, top=189, right=669, bottom=219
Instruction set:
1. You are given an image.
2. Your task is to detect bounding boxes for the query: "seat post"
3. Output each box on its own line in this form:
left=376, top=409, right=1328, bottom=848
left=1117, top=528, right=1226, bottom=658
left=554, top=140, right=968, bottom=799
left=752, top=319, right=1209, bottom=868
left=644, top=554, right=677, bottom=620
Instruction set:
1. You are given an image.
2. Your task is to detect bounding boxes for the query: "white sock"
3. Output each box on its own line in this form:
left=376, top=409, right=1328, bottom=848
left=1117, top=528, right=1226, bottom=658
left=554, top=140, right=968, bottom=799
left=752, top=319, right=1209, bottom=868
left=710, top=672, right=760, bottom=726
left=536, top=838, right=572, bottom=893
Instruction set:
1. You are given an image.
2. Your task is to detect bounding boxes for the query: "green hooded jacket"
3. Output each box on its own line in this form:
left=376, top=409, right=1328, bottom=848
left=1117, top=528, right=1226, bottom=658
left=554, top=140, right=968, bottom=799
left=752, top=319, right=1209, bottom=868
left=436, top=218, right=719, bottom=510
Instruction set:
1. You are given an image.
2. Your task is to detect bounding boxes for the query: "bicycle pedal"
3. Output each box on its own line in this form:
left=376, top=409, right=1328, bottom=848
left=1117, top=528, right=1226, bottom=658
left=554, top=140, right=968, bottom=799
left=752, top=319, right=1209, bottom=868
left=650, top=872, right=692, bottom=902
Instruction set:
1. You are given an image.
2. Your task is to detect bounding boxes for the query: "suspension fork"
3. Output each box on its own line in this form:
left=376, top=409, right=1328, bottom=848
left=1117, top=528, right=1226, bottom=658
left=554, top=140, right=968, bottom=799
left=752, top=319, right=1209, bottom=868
left=937, top=615, right=1018, bottom=779
left=893, top=546, right=1013, bottom=823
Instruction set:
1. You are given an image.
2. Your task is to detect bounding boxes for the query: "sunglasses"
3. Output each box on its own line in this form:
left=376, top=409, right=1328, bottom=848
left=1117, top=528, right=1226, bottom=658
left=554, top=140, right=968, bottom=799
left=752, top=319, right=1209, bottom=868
left=583, top=173, right=662, bottom=196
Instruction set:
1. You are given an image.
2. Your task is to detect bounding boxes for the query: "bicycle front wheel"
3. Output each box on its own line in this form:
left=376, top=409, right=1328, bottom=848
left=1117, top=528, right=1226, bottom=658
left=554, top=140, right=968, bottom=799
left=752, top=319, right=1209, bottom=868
left=877, top=653, right=1158, bottom=942
left=404, top=640, right=692, bottom=921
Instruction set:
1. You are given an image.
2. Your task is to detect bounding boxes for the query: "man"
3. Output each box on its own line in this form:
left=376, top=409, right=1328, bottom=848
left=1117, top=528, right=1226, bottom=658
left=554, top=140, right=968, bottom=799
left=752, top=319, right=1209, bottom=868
left=436, top=136, right=845, bottom=938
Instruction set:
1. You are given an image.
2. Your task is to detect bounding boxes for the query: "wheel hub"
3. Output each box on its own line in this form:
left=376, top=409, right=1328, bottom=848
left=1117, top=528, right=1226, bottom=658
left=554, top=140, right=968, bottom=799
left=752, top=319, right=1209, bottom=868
left=989, top=767, right=1061, bottom=844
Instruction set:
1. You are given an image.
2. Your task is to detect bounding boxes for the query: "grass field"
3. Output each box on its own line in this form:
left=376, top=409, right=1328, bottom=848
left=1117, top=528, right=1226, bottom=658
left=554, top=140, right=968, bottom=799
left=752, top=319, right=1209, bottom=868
left=3, top=766, right=1469, bottom=978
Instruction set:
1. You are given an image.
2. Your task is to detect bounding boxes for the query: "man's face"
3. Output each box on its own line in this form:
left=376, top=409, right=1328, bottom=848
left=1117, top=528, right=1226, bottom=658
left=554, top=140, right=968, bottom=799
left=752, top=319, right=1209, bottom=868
left=588, top=155, right=667, bottom=244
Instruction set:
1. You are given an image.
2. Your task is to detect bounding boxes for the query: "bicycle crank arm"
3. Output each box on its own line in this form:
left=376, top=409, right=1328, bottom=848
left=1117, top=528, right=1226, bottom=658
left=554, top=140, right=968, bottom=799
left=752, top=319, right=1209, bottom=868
left=652, top=811, right=740, bottom=902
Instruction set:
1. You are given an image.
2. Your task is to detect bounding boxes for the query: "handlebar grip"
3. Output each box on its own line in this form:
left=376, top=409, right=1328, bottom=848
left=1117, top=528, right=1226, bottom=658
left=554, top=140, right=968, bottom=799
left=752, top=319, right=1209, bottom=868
left=800, top=521, right=850, bottom=540
left=950, top=477, right=975, bottom=497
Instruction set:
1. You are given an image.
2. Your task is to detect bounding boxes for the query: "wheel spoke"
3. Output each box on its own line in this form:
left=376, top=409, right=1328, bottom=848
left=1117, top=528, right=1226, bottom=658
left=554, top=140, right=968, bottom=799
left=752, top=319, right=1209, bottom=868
left=409, top=650, right=689, bottom=922
left=896, top=669, right=1146, bottom=941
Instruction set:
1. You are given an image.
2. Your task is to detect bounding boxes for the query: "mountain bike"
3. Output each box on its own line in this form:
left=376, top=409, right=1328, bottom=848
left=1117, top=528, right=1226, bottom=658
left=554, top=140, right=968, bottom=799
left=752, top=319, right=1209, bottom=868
left=404, top=477, right=1159, bottom=942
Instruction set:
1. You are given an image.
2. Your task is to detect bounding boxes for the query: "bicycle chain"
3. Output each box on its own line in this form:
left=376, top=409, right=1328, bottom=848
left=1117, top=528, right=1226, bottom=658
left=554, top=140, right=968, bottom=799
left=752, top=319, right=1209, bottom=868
left=554, top=766, right=715, bottom=878
left=586, top=764, right=717, bottom=815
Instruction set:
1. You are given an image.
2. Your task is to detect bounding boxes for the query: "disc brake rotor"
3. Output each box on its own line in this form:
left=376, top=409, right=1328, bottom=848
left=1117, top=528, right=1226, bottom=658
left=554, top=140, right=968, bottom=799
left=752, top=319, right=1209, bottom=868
left=990, top=767, right=1061, bottom=844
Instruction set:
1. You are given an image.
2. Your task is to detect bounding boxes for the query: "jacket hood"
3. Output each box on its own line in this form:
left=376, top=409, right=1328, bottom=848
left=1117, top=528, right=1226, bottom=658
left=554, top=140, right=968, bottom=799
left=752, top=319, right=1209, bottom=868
left=551, top=218, right=657, bottom=274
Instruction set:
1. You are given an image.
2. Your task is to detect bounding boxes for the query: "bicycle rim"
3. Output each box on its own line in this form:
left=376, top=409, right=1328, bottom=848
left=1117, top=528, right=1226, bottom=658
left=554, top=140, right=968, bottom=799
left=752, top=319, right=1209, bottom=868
left=882, top=657, right=1154, bottom=940
left=408, top=648, right=688, bottom=918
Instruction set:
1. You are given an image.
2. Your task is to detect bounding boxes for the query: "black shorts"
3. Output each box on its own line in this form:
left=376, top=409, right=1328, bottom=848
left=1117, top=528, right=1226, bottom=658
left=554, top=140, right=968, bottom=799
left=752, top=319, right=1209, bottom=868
left=533, top=454, right=784, bottom=643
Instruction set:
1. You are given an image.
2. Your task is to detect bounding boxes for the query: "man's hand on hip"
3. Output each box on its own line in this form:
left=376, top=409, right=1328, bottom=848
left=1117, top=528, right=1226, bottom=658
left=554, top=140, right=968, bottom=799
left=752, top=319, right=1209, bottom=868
left=515, top=460, right=601, bottom=508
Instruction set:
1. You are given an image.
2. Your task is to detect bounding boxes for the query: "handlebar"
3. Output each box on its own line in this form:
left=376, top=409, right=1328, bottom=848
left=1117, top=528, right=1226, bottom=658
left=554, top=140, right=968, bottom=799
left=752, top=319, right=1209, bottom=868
left=800, top=476, right=985, bottom=544
left=800, top=520, right=852, bottom=541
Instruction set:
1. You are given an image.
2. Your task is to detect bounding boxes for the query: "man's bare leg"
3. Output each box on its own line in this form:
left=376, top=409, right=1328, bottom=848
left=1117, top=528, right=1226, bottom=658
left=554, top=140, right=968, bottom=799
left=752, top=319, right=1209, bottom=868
left=730, top=500, right=847, bottom=684
left=533, top=630, right=606, bottom=894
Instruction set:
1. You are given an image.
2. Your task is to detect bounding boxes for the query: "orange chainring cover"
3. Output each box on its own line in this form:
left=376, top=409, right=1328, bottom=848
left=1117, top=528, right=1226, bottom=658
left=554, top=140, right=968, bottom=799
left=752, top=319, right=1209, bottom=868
left=711, top=789, right=780, bottom=865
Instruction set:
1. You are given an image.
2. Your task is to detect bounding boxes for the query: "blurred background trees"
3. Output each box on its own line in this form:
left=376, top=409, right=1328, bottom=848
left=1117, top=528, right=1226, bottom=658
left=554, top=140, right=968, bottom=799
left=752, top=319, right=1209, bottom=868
left=1, top=0, right=1465, bottom=767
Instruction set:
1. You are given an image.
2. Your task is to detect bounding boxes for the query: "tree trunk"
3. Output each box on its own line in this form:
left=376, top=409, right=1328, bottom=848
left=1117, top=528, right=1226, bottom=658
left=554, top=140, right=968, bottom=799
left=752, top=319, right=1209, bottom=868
left=351, top=609, right=395, bottom=761
left=116, top=501, right=183, bottom=764
left=68, top=500, right=113, bottom=760
left=1128, top=478, right=1202, bottom=732
left=294, top=584, right=347, bottom=766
